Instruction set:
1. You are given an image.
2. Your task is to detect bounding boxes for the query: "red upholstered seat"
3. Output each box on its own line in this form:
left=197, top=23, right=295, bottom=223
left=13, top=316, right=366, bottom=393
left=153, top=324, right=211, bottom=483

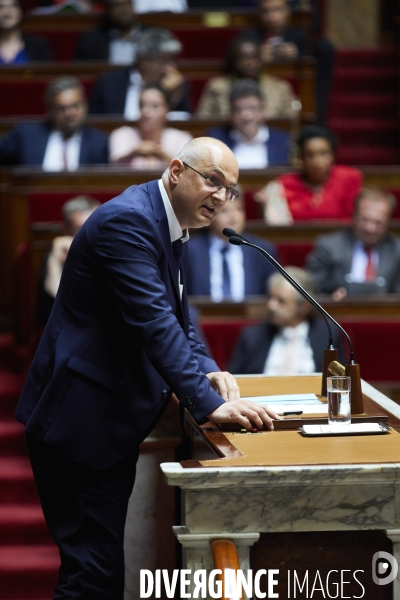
left=200, top=317, right=400, bottom=382
left=275, top=242, right=314, bottom=267
left=1, top=80, right=94, bottom=117
left=201, top=319, right=259, bottom=371
left=28, top=191, right=115, bottom=224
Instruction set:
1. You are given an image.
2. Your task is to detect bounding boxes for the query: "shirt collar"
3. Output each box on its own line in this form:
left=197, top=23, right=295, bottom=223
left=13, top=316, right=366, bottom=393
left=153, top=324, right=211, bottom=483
left=230, top=125, right=269, bottom=145
left=158, top=179, right=189, bottom=243
left=281, top=320, right=309, bottom=341
left=129, top=69, right=143, bottom=85
left=209, top=233, right=229, bottom=252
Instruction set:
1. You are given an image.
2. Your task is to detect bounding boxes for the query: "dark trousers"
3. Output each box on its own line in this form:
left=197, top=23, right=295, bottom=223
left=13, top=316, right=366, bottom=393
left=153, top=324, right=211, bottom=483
left=26, top=433, right=139, bottom=600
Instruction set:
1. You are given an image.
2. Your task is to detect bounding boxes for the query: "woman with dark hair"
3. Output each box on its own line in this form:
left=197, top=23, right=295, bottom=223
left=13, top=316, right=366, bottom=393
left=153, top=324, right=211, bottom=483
left=196, top=36, right=299, bottom=119
left=109, top=83, right=192, bottom=169
left=255, top=125, right=363, bottom=223
left=0, top=0, right=52, bottom=64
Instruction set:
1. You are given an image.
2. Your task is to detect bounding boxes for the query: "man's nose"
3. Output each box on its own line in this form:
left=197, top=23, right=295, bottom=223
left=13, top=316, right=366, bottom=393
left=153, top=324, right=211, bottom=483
left=211, top=187, right=227, bottom=202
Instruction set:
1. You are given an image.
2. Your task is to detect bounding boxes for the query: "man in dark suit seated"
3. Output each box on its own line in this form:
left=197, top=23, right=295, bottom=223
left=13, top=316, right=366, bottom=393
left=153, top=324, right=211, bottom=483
left=185, top=190, right=277, bottom=299
left=206, top=79, right=291, bottom=168
left=74, top=0, right=145, bottom=64
left=306, top=188, right=400, bottom=300
left=89, top=27, right=190, bottom=119
left=0, top=76, right=109, bottom=169
left=15, top=137, right=278, bottom=599
left=228, top=266, right=345, bottom=374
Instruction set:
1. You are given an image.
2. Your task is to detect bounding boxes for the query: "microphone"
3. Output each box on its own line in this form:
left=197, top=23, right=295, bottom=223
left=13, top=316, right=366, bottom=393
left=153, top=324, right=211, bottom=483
left=223, top=228, right=364, bottom=413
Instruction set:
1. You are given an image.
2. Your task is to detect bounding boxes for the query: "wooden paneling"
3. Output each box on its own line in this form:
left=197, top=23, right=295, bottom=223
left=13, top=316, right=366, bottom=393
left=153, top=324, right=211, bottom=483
left=21, top=10, right=312, bottom=33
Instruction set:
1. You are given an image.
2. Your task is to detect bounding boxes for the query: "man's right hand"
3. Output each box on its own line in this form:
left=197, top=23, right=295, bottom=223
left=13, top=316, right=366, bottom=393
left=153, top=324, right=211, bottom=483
left=206, top=400, right=280, bottom=431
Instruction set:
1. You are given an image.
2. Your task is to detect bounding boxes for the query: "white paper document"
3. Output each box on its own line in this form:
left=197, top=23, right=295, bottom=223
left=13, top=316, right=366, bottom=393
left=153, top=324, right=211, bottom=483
left=243, top=394, right=320, bottom=405
left=301, top=423, right=388, bottom=436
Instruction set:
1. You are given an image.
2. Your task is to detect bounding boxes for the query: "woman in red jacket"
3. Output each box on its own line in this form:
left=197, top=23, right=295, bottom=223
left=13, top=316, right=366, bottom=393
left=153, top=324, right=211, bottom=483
left=256, top=125, right=363, bottom=224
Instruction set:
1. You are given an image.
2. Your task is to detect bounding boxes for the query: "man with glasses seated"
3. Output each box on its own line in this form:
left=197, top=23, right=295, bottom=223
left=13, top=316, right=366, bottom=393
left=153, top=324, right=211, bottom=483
left=0, top=76, right=108, bottom=169
left=206, top=78, right=291, bottom=169
left=185, top=183, right=277, bottom=301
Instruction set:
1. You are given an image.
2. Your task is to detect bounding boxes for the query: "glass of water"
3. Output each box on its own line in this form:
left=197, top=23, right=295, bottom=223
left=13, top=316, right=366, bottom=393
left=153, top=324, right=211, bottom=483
left=327, top=376, right=351, bottom=426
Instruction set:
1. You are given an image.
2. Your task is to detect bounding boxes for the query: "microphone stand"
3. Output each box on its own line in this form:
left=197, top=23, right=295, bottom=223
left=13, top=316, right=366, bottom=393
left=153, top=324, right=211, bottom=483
left=223, top=229, right=364, bottom=414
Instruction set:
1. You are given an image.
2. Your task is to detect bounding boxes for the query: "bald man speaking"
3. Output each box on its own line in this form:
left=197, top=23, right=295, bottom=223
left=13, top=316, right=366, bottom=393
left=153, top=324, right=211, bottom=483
left=15, top=137, right=278, bottom=599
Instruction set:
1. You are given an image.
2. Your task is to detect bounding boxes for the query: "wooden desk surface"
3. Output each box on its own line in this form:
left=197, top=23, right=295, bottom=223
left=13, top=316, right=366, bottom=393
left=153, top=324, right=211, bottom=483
left=185, top=384, right=400, bottom=468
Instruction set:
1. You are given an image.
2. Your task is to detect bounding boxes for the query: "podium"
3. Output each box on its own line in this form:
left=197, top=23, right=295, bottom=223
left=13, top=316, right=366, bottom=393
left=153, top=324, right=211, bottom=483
left=161, top=375, right=400, bottom=600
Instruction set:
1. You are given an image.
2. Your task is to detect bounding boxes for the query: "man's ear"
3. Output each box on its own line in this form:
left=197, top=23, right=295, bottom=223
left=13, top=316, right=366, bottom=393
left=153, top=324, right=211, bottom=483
left=169, top=159, right=184, bottom=185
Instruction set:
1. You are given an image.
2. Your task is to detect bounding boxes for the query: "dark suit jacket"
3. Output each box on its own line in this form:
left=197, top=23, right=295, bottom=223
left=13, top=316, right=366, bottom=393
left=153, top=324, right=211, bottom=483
left=306, top=228, right=400, bottom=294
left=185, top=231, right=278, bottom=296
left=74, top=23, right=145, bottom=61
left=23, top=34, right=53, bottom=61
left=15, top=180, right=223, bottom=469
left=89, top=68, right=191, bottom=115
left=0, top=122, right=109, bottom=167
left=206, top=125, right=291, bottom=166
left=228, top=317, right=346, bottom=374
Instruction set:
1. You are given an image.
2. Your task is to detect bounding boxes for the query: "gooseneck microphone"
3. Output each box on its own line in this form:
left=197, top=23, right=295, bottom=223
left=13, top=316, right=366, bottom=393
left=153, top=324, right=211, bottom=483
left=223, top=228, right=364, bottom=412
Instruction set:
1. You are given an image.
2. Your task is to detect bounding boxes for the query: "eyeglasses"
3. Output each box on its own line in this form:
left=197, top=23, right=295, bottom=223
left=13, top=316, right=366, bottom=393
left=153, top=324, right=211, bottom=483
left=182, top=162, right=239, bottom=202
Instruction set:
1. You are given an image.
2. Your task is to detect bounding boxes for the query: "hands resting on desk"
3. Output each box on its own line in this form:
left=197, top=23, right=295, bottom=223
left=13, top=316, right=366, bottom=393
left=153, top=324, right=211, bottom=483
left=206, top=371, right=279, bottom=431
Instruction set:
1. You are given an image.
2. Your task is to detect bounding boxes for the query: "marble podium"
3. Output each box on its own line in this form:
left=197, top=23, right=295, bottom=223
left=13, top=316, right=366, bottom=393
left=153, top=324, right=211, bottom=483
left=161, top=376, right=400, bottom=599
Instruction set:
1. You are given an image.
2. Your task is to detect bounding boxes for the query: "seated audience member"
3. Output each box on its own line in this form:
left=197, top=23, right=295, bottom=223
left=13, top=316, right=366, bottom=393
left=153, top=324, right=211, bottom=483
left=242, top=0, right=334, bottom=124
left=255, top=125, right=362, bottom=223
left=0, top=0, right=52, bottom=64
left=207, top=79, right=291, bottom=168
left=228, top=266, right=345, bottom=374
left=196, top=36, right=299, bottom=119
left=38, top=196, right=100, bottom=324
left=0, top=76, right=108, bottom=169
left=185, top=191, right=277, bottom=300
left=89, top=27, right=189, bottom=119
left=74, top=0, right=145, bottom=64
left=109, top=84, right=192, bottom=169
left=306, top=188, right=400, bottom=300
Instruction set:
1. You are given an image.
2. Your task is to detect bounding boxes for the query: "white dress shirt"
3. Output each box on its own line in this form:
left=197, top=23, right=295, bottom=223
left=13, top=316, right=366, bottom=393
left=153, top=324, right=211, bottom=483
left=230, top=126, right=269, bottom=169
left=209, top=236, right=245, bottom=302
left=158, top=179, right=188, bottom=298
left=123, top=70, right=143, bottom=121
left=263, top=321, right=316, bottom=375
left=349, top=241, right=379, bottom=282
left=108, top=26, right=141, bottom=65
left=42, top=131, right=82, bottom=172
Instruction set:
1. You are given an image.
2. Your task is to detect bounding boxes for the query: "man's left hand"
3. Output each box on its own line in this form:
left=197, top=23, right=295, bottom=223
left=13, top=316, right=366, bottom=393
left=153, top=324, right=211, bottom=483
left=206, top=371, right=240, bottom=402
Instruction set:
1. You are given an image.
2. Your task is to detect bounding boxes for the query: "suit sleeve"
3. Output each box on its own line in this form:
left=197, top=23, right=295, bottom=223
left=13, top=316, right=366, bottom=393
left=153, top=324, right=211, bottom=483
left=305, top=237, right=338, bottom=294
left=186, top=311, right=219, bottom=375
left=74, top=32, right=92, bottom=60
left=0, top=126, right=20, bottom=165
left=89, top=76, right=107, bottom=115
left=227, top=329, right=253, bottom=375
left=92, top=208, right=224, bottom=422
left=96, top=130, right=109, bottom=164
